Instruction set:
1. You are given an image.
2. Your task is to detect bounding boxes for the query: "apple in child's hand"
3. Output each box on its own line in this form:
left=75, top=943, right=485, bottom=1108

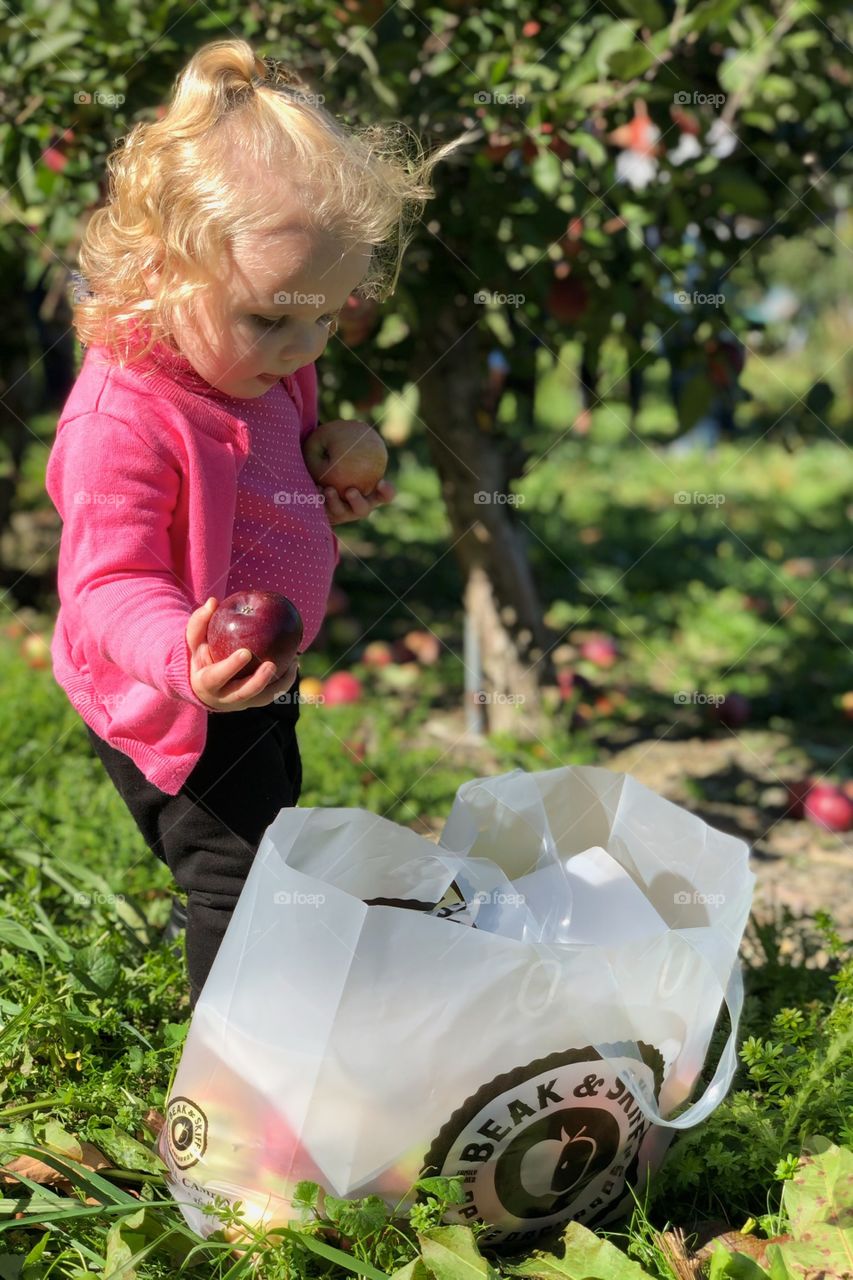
left=207, top=591, right=303, bottom=677
left=303, top=420, right=387, bottom=498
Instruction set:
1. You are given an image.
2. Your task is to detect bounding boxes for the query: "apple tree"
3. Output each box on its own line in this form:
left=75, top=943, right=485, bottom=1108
left=1, top=0, right=849, bottom=732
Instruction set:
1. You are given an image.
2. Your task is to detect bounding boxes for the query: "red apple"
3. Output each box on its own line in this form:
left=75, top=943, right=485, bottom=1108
left=42, top=147, right=67, bottom=173
left=323, top=672, right=363, bottom=705
left=711, top=693, right=752, bottom=729
left=362, top=640, right=393, bottom=667
left=803, top=784, right=853, bottom=833
left=840, top=691, right=853, bottom=720
left=207, top=591, right=303, bottom=677
left=522, top=20, right=541, bottom=36
left=580, top=635, right=619, bottom=668
left=303, top=420, right=388, bottom=498
left=403, top=629, right=441, bottom=665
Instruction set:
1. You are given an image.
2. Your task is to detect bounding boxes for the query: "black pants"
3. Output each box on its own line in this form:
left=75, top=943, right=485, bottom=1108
left=86, top=680, right=302, bottom=1009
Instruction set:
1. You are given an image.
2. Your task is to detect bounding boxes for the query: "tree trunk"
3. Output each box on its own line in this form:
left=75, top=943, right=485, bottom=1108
left=412, top=299, right=556, bottom=739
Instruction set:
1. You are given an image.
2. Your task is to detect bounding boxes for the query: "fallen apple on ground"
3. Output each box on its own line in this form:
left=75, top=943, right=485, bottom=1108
left=207, top=591, right=303, bottom=677
left=303, top=420, right=388, bottom=498
left=322, top=672, right=363, bottom=705
left=803, top=783, right=853, bottom=832
left=361, top=640, right=393, bottom=667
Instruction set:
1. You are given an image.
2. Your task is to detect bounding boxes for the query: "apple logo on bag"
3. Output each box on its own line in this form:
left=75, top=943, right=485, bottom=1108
left=164, top=1096, right=209, bottom=1171
left=419, top=1044, right=664, bottom=1248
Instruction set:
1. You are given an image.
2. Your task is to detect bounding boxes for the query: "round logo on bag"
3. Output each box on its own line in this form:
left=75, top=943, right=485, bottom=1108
left=165, top=1096, right=208, bottom=1170
left=420, top=1043, right=664, bottom=1248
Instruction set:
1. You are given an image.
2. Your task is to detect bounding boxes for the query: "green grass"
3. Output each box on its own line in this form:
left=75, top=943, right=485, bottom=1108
left=1, top=333, right=851, bottom=1277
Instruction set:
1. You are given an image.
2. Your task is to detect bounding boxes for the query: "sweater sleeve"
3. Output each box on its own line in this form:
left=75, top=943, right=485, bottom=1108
left=45, top=412, right=210, bottom=710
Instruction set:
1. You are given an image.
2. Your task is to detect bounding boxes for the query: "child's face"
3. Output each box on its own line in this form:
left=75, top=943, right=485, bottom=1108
left=171, top=226, right=372, bottom=399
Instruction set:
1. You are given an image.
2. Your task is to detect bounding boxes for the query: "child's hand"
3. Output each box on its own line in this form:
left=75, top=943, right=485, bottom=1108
left=186, top=598, right=299, bottom=712
left=324, top=478, right=396, bottom=526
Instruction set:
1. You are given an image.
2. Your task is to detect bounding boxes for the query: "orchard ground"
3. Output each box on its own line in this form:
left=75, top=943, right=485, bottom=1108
left=0, top=327, right=850, bottom=1277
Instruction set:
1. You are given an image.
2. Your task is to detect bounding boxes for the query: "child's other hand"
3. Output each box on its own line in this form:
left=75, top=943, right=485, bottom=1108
left=324, top=478, right=396, bottom=525
left=186, top=598, right=299, bottom=712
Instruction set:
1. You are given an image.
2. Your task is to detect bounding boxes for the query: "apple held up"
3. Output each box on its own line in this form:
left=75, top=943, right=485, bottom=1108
left=207, top=591, right=303, bottom=677
left=303, top=420, right=388, bottom=500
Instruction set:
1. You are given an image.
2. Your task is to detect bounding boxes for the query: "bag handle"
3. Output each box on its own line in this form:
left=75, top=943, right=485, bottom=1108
left=592, top=938, right=745, bottom=1130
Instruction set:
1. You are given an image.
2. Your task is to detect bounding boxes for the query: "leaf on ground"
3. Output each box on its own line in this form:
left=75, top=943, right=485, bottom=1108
left=1, top=1141, right=111, bottom=1188
left=508, top=1221, right=654, bottom=1279
left=778, top=1137, right=853, bottom=1277
left=104, top=1204, right=190, bottom=1279
left=87, top=1122, right=166, bottom=1175
left=706, top=1242, right=771, bottom=1278
left=418, top=1225, right=497, bottom=1279
left=389, top=1260, right=433, bottom=1280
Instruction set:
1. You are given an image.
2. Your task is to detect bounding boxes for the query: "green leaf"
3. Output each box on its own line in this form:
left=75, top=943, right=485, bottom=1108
left=42, top=1120, right=83, bottom=1161
left=86, top=1123, right=165, bottom=1175
left=389, top=1261, right=432, bottom=1280
left=706, top=1242, right=770, bottom=1279
left=323, top=1192, right=389, bottom=1240
left=567, top=131, right=609, bottom=167
left=530, top=149, right=565, bottom=197
left=608, top=45, right=657, bottom=78
left=777, top=1138, right=853, bottom=1276
left=103, top=1205, right=189, bottom=1279
left=414, top=1176, right=466, bottom=1205
left=418, top=1226, right=495, bottom=1279
left=612, top=0, right=666, bottom=26
left=509, top=1221, right=655, bottom=1278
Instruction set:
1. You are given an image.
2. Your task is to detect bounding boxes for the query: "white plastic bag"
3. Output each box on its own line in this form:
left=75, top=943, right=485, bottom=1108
left=159, top=764, right=754, bottom=1248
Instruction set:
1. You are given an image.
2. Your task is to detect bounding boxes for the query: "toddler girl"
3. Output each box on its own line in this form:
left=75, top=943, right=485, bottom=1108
left=45, top=38, right=465, bottom=1009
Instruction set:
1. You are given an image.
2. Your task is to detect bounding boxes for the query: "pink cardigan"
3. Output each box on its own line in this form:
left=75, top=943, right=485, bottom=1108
left=45, top=344, right=337, bottom=796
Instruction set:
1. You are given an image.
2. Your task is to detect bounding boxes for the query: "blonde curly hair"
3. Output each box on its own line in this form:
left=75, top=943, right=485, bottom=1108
left=73, top=39, right=474, bottom=367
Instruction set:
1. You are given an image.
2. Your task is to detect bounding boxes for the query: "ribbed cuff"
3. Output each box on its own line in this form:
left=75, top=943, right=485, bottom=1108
left=165, top=630, right=213, bottom=712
